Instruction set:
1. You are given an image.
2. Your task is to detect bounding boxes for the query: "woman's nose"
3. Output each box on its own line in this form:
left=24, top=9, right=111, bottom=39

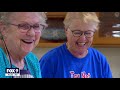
left=26, top=28, right=36, bottom=36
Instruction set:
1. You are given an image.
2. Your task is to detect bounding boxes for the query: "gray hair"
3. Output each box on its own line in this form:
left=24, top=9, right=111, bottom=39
left=0, top=12, right=48, bottom=26
left=0, top=12, right=48, bottom=40
left=63, top=12, right=100, bottom=30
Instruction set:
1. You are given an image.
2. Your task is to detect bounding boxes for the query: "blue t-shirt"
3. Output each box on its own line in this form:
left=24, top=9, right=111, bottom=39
left=40, top=43, right=112, bottom=78
left=0, top=48, right=41, bottom=78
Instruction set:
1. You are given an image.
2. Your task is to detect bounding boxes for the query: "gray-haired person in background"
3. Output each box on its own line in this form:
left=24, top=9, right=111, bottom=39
left=39, top=12, right=112, bottom=78
left=0, top=12, right=47, bottom=78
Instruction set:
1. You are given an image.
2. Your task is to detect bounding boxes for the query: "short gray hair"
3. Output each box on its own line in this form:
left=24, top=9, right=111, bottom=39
left=0, top=12, right=48, bottom=26
left=0, top=12, right=48, bottom=40
left=63, top=12, right=100, bottom=30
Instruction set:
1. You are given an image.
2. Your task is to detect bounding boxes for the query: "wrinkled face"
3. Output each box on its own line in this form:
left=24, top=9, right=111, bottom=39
left=65, top=20, right=96, bottom=54
left=4, top=12, right=44, bottom=56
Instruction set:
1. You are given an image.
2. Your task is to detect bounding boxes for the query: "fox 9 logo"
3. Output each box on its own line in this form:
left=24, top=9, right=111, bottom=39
left=5, top=68, right=20, bottom=76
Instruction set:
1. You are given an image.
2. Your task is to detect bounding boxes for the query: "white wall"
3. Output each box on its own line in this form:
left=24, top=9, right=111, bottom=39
left=33, top=47, right=120, bottom=78
left=97, top=48, right=120, bottom=78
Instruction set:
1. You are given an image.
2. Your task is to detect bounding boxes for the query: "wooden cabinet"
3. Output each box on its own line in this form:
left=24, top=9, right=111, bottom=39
left=38, top=17, right=65, bottom=48
left=93, top=12, right=120, bottom=47
left=38, top=12, right=120, bottom=48
left=46, top=12, right=66, bottom=18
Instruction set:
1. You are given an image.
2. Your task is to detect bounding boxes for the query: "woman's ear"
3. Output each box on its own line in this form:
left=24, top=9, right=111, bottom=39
left=0, top=22, right=4, bottom=40
left=0, top=22, right=5, bottom=32
left=64, top=28, right=68, bottom=34
left=0, top=22, right=6, bottom=39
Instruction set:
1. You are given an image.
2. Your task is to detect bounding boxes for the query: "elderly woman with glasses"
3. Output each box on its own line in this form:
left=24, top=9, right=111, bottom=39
left=39, top=12, right=112, bottom=78
left=0, top=12, right=47, bottom=78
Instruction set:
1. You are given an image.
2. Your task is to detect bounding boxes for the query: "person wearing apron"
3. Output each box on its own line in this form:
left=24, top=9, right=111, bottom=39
left=0, top=12, right=48, bottom=78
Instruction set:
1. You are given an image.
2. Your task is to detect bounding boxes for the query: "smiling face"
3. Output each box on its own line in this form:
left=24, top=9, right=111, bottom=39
left=64, top=12, right=99, bottom=58
left=65, top=20, right=96, bottom=56
left=3, top=12, right=43, bottom=57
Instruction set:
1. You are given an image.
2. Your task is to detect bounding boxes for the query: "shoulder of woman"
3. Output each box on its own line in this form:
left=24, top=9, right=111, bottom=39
left=25, top=52, right=39, bottom=61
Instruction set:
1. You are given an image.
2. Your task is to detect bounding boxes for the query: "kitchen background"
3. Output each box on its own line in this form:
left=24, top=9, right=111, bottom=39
left=33, top=12, right=120, bottom=78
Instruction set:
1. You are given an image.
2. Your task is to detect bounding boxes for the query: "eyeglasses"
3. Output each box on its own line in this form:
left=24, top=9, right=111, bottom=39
left=70, top=29, right=95, bottom=38
left=8, top=23, right=45, bottom=33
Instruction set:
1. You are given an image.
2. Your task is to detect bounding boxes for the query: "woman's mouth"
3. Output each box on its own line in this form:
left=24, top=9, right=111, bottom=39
left=76, top=42, right=86, bottom=46
left=21, top=39, right=34, bottom=44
